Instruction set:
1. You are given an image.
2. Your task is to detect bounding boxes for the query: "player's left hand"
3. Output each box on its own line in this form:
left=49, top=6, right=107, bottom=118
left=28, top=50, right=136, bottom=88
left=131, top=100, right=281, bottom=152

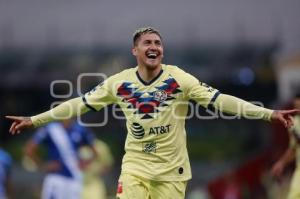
left=271, top=109, right=300, bottom=128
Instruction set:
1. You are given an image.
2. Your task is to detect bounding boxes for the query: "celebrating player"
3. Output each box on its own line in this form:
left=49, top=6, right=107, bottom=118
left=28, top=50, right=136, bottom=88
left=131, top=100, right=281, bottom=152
left=6, top=27, right=299, bottom=199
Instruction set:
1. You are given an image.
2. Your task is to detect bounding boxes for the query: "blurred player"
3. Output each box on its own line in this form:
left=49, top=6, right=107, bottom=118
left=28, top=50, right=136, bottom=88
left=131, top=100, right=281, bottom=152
left=271, top=92, right=300, bottom=199
left=6, top=27, right=299, bottom=199
left=23, top=119, right=96, bottom=199
left=0, top=148, right=12, bottom=199
left=80, top=139, right=114, bottom=199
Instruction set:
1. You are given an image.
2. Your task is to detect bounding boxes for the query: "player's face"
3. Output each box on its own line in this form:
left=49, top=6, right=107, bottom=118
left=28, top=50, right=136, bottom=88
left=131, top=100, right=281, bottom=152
left=132, top=33, right=164, bottom=70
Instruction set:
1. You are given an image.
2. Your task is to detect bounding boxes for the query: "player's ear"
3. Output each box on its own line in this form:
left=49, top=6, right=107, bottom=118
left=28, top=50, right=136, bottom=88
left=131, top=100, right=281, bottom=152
left=132, top=47, right=137, bottom=56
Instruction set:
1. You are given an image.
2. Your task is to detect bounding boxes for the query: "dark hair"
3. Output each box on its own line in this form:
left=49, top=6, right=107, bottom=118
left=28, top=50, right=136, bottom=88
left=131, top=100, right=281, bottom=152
left=295, top=91, right=300, bottom=98
left=133, top=27, right=162, bottom=46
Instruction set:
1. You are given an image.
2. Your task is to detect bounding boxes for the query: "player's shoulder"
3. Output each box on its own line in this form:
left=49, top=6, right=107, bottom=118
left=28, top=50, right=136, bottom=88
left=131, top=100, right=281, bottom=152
left=164, top=64, right=198, bottom=82
left=164, top=64, right=187, bottom=74
left=107, top=67, right=136, bottom=81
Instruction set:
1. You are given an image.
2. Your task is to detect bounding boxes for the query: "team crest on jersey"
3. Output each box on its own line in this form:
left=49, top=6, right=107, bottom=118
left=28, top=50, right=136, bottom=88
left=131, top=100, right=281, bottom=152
left=117, top=75, right=182, bottom=119
left=153, top=90, right=168, bottom=102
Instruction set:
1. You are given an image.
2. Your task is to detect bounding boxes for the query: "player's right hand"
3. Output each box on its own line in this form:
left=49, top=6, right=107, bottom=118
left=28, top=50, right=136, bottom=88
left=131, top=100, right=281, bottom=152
left=5, top=116, right=33, bottom=135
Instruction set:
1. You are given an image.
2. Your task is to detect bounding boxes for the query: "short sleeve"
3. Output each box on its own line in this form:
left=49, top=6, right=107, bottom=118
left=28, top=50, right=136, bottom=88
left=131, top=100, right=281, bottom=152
left=82, top=79, right=117, bottom=111
left=186, top=73, right=220, bottom=108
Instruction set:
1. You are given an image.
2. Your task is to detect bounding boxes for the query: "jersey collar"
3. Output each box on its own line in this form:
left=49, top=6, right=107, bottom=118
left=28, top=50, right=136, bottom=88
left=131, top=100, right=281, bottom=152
left=136, top=68, right=164, bottom=86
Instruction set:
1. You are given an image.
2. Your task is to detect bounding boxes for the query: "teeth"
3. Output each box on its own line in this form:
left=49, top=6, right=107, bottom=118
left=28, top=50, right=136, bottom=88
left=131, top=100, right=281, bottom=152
left=147, top=53, right=157, bottom=58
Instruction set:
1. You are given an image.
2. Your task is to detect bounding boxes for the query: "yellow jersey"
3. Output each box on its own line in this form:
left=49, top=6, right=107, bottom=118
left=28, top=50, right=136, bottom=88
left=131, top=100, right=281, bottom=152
left=83, top=64, right=219, bottom=181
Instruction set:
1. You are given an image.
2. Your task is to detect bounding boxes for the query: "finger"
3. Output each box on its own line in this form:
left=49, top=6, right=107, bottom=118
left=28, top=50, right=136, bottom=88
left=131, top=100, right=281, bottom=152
left=287, top=121, right=293, bottom=129
left=287, top=115, right=294, bottom=128
left=11, top=123, right=21, bottom=135
left=12, top=122, right=23, bottom=133
left=11, top=127, right=16, bottom=135
left=282, top=109, right=300, bottom=115
left=278, top=115, right=288, bottom=128
left=12, top=123, right=20, bottom=135
left=9, top=122, right=18, bottom=133
left=15, top=123, right=25, bottom=132
left=288, top=115, right=294, bottom=121
left=5, top=116, right=23, bottom=121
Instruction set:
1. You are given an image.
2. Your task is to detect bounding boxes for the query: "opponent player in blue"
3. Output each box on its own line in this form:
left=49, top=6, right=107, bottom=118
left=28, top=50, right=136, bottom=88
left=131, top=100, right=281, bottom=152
left=24, top=119, right=96, bottom=199
left=0, top=148, right=12, bottom=199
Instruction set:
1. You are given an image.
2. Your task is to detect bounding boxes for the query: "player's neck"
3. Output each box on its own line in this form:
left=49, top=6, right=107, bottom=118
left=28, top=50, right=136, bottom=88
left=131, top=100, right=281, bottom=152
left=137, top=64, right=162, bottom=83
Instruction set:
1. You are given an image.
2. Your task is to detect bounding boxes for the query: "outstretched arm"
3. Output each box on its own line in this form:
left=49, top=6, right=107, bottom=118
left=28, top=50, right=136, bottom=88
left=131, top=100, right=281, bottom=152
left=213, top=94, right=299, bottom=128
left=6, top=97, right=89, bottom=134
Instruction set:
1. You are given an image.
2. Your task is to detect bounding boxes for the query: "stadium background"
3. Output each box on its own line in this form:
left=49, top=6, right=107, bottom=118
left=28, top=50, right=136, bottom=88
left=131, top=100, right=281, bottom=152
left=1, top=0, right=300, bottom=198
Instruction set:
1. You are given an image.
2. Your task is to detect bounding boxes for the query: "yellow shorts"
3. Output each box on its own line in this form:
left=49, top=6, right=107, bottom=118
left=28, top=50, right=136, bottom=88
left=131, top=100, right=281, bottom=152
left=288, top=170, right=300, bottom=199
left=116, top=173, right=187, bottom=199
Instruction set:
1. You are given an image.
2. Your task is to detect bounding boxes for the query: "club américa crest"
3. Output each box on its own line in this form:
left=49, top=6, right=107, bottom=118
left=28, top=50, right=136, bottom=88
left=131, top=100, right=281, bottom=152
left=117, top=75, right=182, bottom=119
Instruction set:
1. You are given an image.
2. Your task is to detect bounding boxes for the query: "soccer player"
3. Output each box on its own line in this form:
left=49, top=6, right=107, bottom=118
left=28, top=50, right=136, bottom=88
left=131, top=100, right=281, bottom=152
left=0, top=148, right=12, bottom=199
left=271, top=92, right=300, bottom=199
left=23, top=119, right=96, bottom=199
left=79, top=139, right=114, bottom=199
left=6, top=27, right=299, bottom=199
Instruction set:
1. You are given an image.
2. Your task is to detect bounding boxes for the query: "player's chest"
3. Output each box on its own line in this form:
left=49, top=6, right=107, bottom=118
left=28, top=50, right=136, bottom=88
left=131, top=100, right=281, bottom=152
left=115, top=77, right=183, bottom=119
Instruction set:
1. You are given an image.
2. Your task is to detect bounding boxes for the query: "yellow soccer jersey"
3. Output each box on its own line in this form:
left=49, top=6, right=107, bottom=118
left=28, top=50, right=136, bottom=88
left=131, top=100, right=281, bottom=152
left=289, top=115, right=300, bottom=167
left=83, top=64, right=220, bottom=181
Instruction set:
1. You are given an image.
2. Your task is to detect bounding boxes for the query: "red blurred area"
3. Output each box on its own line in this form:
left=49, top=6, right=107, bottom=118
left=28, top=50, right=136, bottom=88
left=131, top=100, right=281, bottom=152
left=208, top=104, right=292, bottom=199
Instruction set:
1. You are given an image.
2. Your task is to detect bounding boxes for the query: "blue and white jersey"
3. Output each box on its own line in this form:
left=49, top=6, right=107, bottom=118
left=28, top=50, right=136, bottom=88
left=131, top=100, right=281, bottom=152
left=0, top=149, right=12, bottom=199
left=32, top=122, right=95, bottom=180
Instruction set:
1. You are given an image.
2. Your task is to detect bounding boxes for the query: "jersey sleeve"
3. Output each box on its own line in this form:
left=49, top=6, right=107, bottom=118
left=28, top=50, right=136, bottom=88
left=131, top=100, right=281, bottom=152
left=185, top=73, right=220, bottom=108
left=31, top=97, right=90, bottom=128
left=213, top=94, right=273, bottom=121
left=82, top=78, right=117, bottom=112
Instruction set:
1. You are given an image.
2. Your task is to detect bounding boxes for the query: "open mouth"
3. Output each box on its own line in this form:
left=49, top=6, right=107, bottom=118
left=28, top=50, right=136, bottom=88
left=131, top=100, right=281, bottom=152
left=146, top=52, right=159, bottom=59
